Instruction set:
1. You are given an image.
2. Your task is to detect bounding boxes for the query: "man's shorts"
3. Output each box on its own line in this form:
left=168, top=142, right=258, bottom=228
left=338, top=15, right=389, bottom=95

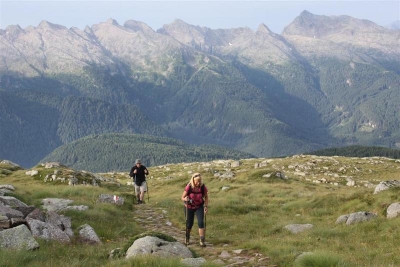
left=135, top=181, right=147, bottom=194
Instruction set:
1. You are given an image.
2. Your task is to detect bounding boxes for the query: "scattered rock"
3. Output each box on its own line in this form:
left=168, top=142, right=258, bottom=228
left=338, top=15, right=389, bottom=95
left=98, top=194, right=124, bottom=205
left=336, top=211, right=377, bottom=225
left=374, top=180, right=400, bottom=194
left=78, top=224, right=102, bottom=244
left=283, top=224, right=314, bottom=234
left=387, top=203, right=400, bottom=218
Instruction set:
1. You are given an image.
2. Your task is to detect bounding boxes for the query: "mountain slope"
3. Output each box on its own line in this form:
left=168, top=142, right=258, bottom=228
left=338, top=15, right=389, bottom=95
left=40, top=133, right=255, bottom=172
left=0, top=90, right=168, bottom=167
left=0, top=11, right=399, bottom=169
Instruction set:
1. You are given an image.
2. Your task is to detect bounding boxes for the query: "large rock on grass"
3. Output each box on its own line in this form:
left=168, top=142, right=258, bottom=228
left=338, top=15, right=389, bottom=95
left=126, top=236, right=192, bottom=259
left=0, top=224, right=39, bottom=250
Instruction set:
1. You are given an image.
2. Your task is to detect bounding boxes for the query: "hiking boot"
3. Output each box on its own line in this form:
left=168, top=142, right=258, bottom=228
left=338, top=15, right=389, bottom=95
left=199, top=240, right=206, bottom=247
left=185, top=237, right=190, bottom=246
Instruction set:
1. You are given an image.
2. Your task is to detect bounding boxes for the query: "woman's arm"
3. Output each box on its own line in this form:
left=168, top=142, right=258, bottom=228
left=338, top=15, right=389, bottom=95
left=181, top=190, right=189, bottom=202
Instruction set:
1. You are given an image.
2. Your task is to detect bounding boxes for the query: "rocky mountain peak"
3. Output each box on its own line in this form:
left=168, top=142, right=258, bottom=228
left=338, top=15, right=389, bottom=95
left=123, top=20, right=154, bottom=35
left=283, top=10, right=385, bottom=38
left=104, top=18, right=120, bottom=26
left=3, top=25, right=25, bottom=40
left=158, top=19, right=208, bottom=47
left=37, top=20, right=66, bottom=31
left=256, top=23, right=274, bottom=35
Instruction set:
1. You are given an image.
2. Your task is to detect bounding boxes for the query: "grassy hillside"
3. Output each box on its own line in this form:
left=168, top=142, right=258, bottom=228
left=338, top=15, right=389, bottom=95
left=40, top=133, right=255, bottom=172
left=306, top=145, right=400, bottom=159
left=1, top=154, right=400, bottom=266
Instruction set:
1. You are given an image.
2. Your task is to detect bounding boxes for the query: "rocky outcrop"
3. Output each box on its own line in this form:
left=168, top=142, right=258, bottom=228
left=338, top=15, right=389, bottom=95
left=374, top=180, right=400, bottom=194
left=125, top=236, right=193, bottom=259
left=0, top=184, right=101, bottom=250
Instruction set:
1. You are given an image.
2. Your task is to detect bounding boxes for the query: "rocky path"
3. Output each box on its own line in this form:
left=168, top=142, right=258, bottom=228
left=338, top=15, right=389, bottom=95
left=133, top=204, right=275, bottom=267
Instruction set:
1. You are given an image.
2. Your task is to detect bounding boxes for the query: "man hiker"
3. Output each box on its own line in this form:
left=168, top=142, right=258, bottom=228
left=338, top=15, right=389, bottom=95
left=181, top=172, right=209, bottom=247
left=129, top=159, right=149, bottom=204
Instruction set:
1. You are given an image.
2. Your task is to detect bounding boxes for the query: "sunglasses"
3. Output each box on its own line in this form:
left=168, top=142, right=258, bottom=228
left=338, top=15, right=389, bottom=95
left=193, top=174, right=201, bottom=178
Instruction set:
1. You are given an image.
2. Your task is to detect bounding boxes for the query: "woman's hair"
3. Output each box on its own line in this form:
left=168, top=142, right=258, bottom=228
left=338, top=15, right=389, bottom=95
left=190, top=173, right=202, bottom=188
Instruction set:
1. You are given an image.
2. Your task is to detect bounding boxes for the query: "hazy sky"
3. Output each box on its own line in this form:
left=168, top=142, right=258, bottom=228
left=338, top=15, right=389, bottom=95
left=1, top=1, right=399, bottom=34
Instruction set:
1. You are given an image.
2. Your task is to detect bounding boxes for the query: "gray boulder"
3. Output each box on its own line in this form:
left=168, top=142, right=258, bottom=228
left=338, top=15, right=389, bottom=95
left=0, top=224, right=39, bottom=250
left=46, top=211, right=74, bottom=237
left=0, top=188, right=13, bottom=196
left=336, top=211, right=377, bottom=225
left=28, top=219, right=71, bottom=243
left=78, top=224, right=102, bottom=244
left=26, top=208, right=46, bottom=222
left=14, top=206, right=36, bottom=218
left=335, top=215, right=349, bottom=224
left=0, top=196, right=28, bottom=208
left=0, top=184, right=15, bottom=191
left=374, top=180, right=400, bottom=194
left=347, top=212, right=377, bottom=225
left=387, top=203, right=400, bottom=219
left=126, top=236, right=193, bottom=259
left=0, top=203, right=24, bottom=219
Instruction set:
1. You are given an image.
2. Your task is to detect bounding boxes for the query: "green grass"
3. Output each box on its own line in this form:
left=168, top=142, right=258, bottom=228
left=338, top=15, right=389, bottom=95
left=1, top=155, right=400, bottom=266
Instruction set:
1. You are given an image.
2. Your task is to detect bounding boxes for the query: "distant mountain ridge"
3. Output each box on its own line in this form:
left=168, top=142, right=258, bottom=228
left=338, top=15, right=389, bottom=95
left=0, top=10, right=399, bottom=169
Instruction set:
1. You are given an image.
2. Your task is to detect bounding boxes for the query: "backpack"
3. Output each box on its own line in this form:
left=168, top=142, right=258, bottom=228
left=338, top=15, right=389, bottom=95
left=187, top=184, right=205, bottom=196
left=186, top=184, right=205, bottom=207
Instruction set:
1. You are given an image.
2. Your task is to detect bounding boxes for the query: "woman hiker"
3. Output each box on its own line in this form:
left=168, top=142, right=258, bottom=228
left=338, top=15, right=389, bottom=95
left=181, top=172, right=209, bottom=247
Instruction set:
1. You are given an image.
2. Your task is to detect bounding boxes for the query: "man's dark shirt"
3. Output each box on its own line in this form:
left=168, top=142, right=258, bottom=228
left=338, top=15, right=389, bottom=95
left=129, top=165, right=148, bottom=186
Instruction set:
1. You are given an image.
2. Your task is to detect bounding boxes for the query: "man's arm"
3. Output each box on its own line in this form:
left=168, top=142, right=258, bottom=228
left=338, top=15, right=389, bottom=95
left=129, top=167, right=136, bottom=177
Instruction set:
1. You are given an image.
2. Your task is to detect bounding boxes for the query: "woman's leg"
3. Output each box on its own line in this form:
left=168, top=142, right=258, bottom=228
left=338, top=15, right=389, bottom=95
left=185, top=207, right=195, bottom=244
left=195, top=207, right=206, bottom=246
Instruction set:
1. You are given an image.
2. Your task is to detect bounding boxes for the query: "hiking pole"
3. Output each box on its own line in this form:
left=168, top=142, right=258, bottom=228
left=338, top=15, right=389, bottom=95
left=205, top=212, right=207, bottom=234
left=147, top=181, right=150, bottom=203
left=185, top=203, right=189, bottom=246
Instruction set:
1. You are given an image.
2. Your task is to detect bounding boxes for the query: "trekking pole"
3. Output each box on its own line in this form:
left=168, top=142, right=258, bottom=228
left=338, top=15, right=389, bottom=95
left=185, top=203, right=189, bottom=246
left=204, top=212, right=207, bottom=238
left=147, top=181, right=150, bottom=203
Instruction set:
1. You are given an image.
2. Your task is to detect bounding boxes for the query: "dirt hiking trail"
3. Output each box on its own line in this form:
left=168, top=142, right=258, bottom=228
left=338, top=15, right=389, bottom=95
left=133, top=203, right=275, bottom=267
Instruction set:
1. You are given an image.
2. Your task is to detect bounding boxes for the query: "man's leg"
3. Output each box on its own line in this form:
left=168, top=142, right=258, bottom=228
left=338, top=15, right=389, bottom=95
left=135, top=185, right=140, bottom=204
left=139, top=182, right=147, bottom=203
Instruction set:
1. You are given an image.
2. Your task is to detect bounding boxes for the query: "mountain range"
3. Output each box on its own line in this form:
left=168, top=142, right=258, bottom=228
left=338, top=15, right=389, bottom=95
left=0, top=10, right=399, bottom=169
